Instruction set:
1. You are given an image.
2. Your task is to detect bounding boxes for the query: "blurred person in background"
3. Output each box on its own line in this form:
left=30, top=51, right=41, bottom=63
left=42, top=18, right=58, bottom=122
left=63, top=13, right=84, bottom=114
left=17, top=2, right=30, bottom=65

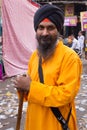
left=68, top=34, right=81, bottom=57
left=77, top=31, right=85, bottom=57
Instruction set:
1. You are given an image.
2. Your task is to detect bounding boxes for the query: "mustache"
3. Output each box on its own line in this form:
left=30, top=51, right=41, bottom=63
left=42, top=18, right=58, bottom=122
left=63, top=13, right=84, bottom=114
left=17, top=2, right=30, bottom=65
left=36, top=34, right=58, bottom=58
left=39, top=35, right=52, bottom=42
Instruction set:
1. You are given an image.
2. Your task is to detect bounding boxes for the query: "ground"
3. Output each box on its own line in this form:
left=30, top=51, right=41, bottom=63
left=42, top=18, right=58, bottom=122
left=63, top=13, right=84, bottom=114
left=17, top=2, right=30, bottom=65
left=0, top=57, right=87, bottom=130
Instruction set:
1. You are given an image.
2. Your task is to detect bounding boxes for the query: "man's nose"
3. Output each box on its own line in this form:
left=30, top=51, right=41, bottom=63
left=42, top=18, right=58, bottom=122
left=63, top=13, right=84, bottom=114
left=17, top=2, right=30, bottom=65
left=42, top=28, right=49, bottom=35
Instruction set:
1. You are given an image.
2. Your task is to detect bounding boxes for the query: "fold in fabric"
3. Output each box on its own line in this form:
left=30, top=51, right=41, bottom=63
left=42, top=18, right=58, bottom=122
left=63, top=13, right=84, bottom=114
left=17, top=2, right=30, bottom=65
left=2, top=0, right=38, bottom=77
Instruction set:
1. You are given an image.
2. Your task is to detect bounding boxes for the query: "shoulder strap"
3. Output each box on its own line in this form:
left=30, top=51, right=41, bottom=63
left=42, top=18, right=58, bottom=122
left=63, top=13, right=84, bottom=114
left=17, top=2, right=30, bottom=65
left=51, top=107, right=71, bottom=130
left=38, top=56, right=44, bottom=83
left=38, top=57, right=71, bottom=130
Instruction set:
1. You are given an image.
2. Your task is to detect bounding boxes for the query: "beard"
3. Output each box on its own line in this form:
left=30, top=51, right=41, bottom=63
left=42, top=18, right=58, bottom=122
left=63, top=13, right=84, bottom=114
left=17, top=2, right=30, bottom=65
left=36, top=34, right=58, bottom=59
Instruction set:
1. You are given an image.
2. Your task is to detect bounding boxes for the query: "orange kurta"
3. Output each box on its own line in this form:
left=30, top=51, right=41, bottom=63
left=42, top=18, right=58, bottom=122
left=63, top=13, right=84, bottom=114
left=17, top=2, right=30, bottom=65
left=24, top=41, right=82, bottom=130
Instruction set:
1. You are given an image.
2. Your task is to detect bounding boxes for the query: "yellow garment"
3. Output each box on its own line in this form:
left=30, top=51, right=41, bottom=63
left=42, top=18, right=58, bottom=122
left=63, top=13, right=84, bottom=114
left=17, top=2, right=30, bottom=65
left=24, top=41, right=82, bottom=130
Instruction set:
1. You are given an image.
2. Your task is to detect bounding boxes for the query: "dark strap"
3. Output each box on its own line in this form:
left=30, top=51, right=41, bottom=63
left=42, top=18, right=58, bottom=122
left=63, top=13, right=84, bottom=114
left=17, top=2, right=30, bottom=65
left=38, top=57, right=71, bottom=130
left=38, top=56, right=44, bottom=83
left=51, top=107, right=71, bottom=130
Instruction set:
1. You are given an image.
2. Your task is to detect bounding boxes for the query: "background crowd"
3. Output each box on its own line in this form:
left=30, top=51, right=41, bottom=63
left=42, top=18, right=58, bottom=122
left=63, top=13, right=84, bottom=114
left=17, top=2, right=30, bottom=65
left=63, top=31, right=85, bottom=58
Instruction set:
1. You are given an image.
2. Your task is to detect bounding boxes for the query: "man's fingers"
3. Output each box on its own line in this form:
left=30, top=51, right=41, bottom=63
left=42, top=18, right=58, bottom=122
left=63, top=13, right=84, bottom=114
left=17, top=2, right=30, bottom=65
left=11, top=78, right=19, bottom=89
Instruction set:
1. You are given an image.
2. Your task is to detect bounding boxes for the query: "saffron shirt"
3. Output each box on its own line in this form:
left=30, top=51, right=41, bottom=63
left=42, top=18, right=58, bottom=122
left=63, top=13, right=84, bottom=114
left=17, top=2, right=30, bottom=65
left=24, top=41, right=82, bottom=130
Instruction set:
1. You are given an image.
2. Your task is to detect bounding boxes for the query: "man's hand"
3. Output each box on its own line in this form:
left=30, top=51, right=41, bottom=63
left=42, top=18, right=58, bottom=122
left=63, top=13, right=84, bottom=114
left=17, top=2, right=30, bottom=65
left=12, top=75, right=31, bottom=92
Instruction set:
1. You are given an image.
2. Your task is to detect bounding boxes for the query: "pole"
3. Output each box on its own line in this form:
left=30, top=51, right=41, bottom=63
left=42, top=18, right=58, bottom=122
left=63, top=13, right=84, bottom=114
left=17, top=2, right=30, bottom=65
left=16, top=91, right=24, bottom=130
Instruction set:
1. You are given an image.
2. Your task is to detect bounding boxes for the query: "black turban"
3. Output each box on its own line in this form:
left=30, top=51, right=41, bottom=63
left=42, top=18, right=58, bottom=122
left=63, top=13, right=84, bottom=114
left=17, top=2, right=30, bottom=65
left=34, top=4, right=64, bottom=33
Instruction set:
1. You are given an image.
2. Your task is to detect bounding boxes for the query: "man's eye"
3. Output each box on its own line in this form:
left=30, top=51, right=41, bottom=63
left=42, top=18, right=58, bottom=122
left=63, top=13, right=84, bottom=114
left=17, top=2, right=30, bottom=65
left=48, top=26, right=55, bottom=31
left=38, top=26, right=44, bottom=30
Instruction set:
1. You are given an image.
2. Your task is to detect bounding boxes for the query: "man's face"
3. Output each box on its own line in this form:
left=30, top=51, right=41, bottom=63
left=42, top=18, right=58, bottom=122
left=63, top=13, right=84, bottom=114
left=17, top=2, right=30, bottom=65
left=36, top=21, right=59, bottom=58
left=78, top=32, right=81, bottom=36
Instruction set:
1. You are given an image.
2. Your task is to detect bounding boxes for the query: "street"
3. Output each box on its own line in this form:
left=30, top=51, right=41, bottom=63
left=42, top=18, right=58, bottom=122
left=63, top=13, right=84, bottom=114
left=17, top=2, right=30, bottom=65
left=0, top=57, right=87, bottom=130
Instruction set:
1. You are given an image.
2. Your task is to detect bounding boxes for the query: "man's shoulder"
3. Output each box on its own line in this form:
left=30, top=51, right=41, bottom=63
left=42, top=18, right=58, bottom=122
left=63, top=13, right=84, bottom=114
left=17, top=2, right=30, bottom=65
left=81, top=35, right=85, bottom=39
left=29, top=50, right=38, bottom=60
left=62, top=45, right=82, bottom=64
left=58, top=42, right=76, bottom=56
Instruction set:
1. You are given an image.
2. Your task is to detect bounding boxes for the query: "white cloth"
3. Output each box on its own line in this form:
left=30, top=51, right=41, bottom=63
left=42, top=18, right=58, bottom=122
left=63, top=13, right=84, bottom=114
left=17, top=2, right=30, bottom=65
left=78, top=35, right=85, bottom=55
left=71, top=38, right=80, bottom=50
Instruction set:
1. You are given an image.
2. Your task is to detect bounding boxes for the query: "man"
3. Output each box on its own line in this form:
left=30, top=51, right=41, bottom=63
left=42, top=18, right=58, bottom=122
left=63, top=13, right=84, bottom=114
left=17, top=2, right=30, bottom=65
left=13, top=4, right=82, bottom=130
left=77, top=31, right=85, bottom=57
left=69, top=34, right=80, bottom=50
left=64, top=35, right=73, bottom=47
left=68, top=34, right=81, bottom=57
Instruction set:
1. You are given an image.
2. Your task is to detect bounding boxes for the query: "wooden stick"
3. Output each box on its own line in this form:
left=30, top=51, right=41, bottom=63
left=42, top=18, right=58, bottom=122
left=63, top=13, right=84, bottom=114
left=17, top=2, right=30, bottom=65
left=16, top=91, right=24, bottom=130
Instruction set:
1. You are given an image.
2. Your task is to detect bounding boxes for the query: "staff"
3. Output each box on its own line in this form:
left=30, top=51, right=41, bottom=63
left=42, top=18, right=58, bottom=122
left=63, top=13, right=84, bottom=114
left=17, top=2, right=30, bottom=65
left=13, top=74, right=26, bottom=130
left=16, top=90, right=24, bottom=130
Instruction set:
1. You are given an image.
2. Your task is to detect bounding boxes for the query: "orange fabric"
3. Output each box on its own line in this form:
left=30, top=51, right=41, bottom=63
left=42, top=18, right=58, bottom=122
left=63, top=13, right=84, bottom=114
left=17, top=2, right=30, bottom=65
left=42, top=18, right=51, bottom=22
left=23, top=41, right=82, bottom=130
